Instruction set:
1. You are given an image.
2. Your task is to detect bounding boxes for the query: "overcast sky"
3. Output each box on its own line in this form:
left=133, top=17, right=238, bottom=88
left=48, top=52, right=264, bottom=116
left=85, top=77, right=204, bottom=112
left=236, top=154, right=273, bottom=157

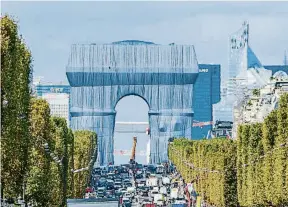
left=2, top=1, right=288, bottom=83
left=2, top=1, right=288, bottom=163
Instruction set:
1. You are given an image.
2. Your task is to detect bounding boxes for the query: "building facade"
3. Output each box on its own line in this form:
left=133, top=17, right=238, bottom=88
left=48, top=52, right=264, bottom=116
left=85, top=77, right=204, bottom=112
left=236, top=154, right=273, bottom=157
left=213, top=22, right=288, bottom=124
left=34, top=80, right=71, bottom=126
left=192, top=64, right=221, bottom=139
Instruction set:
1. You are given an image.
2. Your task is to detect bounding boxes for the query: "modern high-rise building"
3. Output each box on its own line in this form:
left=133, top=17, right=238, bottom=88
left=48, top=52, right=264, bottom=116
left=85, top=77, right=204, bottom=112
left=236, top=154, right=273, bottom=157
left=33, top=77, right=71, bottom=126
left=213, top=22, right=288, bottom=124
left=192, top=64, right=221, bottom=139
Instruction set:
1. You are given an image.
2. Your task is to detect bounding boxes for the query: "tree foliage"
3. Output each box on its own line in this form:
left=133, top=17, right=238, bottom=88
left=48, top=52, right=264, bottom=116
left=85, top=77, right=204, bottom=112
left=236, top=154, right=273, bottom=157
left=26, top=99, right=54, bottom=206
left=1, top=15, right=32, bottom=199
left=169, top=93, right=288, bottom=207
left=50, top=117, right=74, bottom=207
left=71, top=130, right=97, bottom=198
left=1, top=16, right=98, bottom=206
left=169, top=138, right=237, bottom=207
left=237, top=93, right=288, bottom=207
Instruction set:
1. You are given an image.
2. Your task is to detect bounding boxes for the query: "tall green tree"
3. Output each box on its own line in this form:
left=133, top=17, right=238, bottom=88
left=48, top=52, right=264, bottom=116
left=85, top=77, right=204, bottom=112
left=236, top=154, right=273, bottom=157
left=263, top=110, right=277, bottom=205
left=1, top=15, right=32, bottom=199
left=26, top=99, right=54, bottom=206
left=67, top=129, right=75, bottom=198
left=50, top=117, right=72, bottom=207
left=236, top=125, right=244, bottom=205
left=72, top=130, right=97, bottom=198
left=240, top=124, right=250, bottom=207
left=246, top=123, right=264, bottom=206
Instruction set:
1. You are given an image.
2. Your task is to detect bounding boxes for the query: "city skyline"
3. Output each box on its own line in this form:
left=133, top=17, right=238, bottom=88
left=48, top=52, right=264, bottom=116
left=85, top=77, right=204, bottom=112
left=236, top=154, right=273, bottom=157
left=2, top=1, right=288, bottom=84
left=2, top=1, right=288, bottom=164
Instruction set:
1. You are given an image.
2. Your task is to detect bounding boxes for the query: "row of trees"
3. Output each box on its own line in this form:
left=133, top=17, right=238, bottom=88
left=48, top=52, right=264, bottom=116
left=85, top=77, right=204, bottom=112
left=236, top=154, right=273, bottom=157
left=169, top=93, right=288, bottom=207
left=169, top=138, right=237, bottom=207
left=1, top=14, right=33, bottom=199
left=1, top=16, right=97, bottom=206
left=237, top=93, right=288, bottom=207
left=26, top=99, right=97, bottom=206
left=26, top=99, right=74, bottom=206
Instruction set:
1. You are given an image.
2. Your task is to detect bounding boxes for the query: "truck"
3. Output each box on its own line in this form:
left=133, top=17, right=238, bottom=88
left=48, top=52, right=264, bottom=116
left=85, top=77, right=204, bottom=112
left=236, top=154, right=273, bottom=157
left=153, top=194, right=165, bottom=206
left=146, top=176, right=158, bottom=187
left=170, top=188, right=179, bottom=199
left=159, top=186, right=167, bottom=195
left=156, top=165, right=165, bottom=174
left=162, top=176, right=170, bottom=185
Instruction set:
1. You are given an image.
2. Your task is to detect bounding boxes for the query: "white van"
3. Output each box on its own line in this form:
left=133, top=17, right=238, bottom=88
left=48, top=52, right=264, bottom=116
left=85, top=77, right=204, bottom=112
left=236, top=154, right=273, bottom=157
left=162, top=176, right=170, bottom=185
left=160, top=186, right=167, bottom=195
left=154, top=194, right=165, bottom=206
left=170, top=188, right=179, bottom=199
left=127, top=187, right=136, bottom=194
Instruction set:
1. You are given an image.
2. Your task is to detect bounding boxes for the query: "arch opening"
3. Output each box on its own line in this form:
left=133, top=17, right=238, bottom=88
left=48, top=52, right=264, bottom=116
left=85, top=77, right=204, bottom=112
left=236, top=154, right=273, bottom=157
left=113, top=95, right=150, bottom=165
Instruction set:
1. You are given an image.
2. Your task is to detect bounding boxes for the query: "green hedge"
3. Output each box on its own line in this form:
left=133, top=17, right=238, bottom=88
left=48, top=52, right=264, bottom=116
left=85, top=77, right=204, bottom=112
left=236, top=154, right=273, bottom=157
left=169, top=138, right=237, bottom=207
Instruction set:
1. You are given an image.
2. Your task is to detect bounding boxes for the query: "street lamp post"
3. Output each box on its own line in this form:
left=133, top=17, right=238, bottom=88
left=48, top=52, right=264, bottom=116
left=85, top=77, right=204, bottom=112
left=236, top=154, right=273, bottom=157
left=22, top=180, right=26, bottom=207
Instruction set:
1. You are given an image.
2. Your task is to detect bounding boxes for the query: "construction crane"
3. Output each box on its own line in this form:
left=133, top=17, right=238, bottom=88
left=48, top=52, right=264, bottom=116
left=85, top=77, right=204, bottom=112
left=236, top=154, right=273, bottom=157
left=129, top=136, right=137, bottom=165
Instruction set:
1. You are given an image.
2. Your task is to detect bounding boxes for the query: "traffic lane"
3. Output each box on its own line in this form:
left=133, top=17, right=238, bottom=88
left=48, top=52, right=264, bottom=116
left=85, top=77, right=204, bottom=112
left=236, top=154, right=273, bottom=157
left=68, top=203, right=118, bottom=207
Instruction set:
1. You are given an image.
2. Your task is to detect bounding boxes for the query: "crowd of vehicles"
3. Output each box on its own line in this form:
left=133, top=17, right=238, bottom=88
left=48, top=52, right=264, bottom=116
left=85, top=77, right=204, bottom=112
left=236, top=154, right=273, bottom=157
left=84, top=162, right=191, bottom=207
left=83, top=137, right=196, bottom=207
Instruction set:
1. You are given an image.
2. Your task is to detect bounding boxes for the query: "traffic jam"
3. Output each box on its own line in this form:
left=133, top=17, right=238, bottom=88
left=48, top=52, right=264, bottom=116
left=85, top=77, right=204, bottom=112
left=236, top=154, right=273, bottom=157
left=84, top=162, right=199, bottom=207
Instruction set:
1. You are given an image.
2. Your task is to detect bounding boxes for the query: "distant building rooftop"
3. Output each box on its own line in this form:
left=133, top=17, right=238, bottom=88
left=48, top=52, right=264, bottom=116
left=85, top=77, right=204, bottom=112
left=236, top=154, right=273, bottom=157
left=111, top=40, right=155, bottom=45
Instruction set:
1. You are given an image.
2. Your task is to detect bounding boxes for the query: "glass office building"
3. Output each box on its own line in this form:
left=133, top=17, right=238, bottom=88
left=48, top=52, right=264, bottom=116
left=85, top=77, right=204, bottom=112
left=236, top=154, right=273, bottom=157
left=192, top=64, right=221, bottom=139
left=213, top=22, right=287, bottom=124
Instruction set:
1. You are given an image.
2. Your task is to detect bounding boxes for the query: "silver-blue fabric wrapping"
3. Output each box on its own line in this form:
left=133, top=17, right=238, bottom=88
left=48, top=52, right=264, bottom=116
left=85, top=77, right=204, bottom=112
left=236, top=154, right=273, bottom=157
left=66, top=43, right=199, bottom=166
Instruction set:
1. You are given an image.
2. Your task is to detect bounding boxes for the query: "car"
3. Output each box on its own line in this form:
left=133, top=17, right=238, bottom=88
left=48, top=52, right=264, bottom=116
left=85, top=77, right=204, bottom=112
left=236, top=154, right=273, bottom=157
left=98, top=177, right=107, bottom=186
left=93, top=167, right=101, bottom=175
left=114, top=183, right=122, bottom=190
left=122, top=197, right=132, bottom=207
left=123, top=178, right=131, bottom=183
left=123, top=192, right=133, bottom=199
left=138, top=183, right=145, bottom=188
left=97, top=191, right=105, bottom=198
left=101, top=170, right=108, bottom=175
left=155, top=200, right=164, bottom=206
left=152, top=187, right=159, bottom=191
left=106, top=191, right=115, bottom=198
left=141, top=197, right=153, bottom=205
left=106, top=179, right=114, bottom=190
left=167, top=187, right=171, bottom=195
left=115, top=178, right=122, bottom=183
left=140, top=191, right=149, bottom=197
left=135, top=174, right=144, bottom=179
left=120, top=189, right=128, bottom=196
left=125, top=182, right=132, bottom=188
left=150, top=189, right=158, bottom=198
left=174, top=198, right=186, bottom=204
